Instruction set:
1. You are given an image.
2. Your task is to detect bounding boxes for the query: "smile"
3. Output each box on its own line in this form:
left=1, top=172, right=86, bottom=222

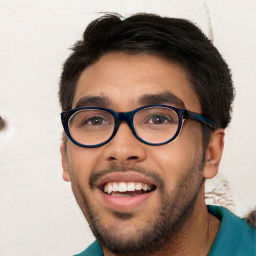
left=96, top=172, right=158, bottom=210
left=101, top=181, right=156, bottom=197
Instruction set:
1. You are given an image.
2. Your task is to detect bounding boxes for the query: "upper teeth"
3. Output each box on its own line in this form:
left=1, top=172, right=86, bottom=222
left=103, top=182, right=153, bottom=194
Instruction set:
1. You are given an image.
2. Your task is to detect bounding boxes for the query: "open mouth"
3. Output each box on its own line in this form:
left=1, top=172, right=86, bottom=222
left=100, top=182, right=156, bottom=197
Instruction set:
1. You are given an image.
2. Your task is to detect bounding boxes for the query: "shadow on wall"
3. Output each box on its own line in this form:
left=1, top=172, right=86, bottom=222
left=0, top=116, right=6, bottom=131
left=205, top=179, right=256, bottom=227
left=246, top=209, right=256, bottom=227
left=205, top=179, right=234, bottom=209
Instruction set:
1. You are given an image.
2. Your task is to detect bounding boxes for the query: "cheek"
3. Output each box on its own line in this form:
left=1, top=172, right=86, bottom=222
left=67, top=143, right=102, bottom=180
left=148, top=127, right=203, bottom=185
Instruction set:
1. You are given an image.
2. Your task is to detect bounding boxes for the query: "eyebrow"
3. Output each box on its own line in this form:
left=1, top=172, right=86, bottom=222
left=74, top=95, right=111, bottom=109
left=74, top=91, right=185, bottom=110
left=139, top=92, right=185, bottom=109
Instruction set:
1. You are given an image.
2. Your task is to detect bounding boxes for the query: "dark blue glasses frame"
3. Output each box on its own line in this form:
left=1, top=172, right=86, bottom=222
left=61, top=104, right=214, bottom=148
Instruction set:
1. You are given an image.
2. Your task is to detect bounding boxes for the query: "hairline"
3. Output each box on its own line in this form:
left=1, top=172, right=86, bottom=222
left=68, top=51, right=201, bottom=110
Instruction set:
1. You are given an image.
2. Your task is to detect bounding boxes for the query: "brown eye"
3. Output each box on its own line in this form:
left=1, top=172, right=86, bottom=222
left=149, top=114, right=173, bottom=124
left=86, top=116, right=107, bottom=125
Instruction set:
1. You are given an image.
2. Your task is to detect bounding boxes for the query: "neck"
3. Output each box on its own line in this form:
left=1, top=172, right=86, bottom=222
left=167, top=197, right=220, bottom=255
left=149, top=187, right=221, bottom=256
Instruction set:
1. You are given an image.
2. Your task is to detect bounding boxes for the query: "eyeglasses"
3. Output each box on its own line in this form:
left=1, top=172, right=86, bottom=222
left=61, top=105, right=214, bottom=148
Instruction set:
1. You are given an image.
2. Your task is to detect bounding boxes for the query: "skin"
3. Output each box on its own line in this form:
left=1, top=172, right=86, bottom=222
left=61, top=53, right=225, bottom=256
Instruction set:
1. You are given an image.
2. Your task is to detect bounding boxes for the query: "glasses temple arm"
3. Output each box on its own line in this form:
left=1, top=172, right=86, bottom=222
left=184, top=110, right=215, bottom=130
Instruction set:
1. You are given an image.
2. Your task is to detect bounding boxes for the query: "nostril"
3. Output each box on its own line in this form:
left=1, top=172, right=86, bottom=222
left=109, top=156, right=117, bottom=161
left=127, top=156, right=138, bottom=160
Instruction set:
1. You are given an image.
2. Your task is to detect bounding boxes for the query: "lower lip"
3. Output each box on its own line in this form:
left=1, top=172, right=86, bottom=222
left=99, top=190, right=155, bottom=211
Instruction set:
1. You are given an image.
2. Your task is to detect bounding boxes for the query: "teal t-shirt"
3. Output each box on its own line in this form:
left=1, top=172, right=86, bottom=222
left=208, top=205, right=256, bottom=256
left=75, top=205, right=256, bottom=256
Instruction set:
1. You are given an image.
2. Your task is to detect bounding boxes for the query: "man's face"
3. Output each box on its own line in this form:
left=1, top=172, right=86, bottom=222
left=62, top=53, right=207, bottom=254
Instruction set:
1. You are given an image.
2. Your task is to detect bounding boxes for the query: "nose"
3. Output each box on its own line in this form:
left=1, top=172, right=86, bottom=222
left=103, top=122, right=146, bottom=163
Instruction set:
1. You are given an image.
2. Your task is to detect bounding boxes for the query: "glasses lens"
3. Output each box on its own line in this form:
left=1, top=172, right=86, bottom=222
left=134, top=106, right=179, bottom=144
left=69, top=109, right=114, bottom=146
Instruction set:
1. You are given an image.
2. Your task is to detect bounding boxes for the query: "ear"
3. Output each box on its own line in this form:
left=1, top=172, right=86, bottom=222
left=60, top=142, right=71, bottom=182
left=204, top=129, right=225, bottom=179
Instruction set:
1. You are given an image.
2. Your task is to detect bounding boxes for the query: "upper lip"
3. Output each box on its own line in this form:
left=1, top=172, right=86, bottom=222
left=96, top=172, right=157, bottom=189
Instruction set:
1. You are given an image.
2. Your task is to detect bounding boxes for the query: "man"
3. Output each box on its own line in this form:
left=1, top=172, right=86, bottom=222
left=59, top=13, right=256, bottom=256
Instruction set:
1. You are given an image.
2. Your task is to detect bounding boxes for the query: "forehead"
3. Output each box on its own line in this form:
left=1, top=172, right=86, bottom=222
left=73, top=53, right=201, bottom=112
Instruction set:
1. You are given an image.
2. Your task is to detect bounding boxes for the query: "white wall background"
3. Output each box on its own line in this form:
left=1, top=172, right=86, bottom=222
left=0, top=0, right=255, bottom=255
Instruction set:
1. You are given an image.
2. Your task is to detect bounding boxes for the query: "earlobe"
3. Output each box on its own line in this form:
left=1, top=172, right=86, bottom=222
left=204, top=129, right=225, bottom=179
left=60, top=142, right=71, bottom=182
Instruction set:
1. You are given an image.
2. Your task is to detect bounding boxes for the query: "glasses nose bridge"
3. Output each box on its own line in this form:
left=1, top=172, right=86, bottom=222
left=116, top=111, right=133, bottom=126
left=115, top=111, right=136, bottom=135
left=113, top=109, right=143, bottom=146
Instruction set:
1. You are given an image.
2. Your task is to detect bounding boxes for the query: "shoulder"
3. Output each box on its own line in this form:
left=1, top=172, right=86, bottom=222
left=74, top=241, right=103, bottom=256
left=208, top=205, right=256, bottom=256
